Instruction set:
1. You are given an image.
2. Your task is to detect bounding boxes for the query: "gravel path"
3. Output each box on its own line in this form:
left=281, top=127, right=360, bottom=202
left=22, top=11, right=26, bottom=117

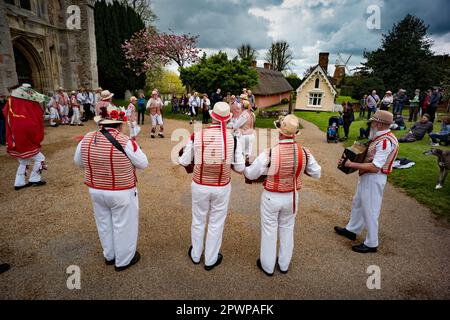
left=0, top=118, right=449, bottom=299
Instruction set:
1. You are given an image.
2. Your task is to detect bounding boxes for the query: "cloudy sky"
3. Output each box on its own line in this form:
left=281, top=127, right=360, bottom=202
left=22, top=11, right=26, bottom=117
left=151, top=0, right=450, bottom=77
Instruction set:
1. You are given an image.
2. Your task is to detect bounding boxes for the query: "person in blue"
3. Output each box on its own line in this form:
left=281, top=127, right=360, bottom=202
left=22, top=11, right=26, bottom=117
left=430, top=116, right=450, bottom=146
left=137, top=92, right=146, bottom=125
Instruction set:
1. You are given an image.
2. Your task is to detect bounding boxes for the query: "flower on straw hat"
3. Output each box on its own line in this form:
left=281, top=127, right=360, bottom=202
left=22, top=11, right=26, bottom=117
left=94, top=105, right=127, bottom=125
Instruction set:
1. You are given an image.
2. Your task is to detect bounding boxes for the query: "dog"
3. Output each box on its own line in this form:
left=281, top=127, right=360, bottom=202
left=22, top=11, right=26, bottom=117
left=423, top=149, right=450, bottom=189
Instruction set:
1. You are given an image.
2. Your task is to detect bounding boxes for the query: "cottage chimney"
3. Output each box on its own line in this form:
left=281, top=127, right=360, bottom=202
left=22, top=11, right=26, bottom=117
left=251, top=60, right=257, bottom=68
left=263, top=62, right=271, bottom=70
left=319, top=52, right=329, bottom=73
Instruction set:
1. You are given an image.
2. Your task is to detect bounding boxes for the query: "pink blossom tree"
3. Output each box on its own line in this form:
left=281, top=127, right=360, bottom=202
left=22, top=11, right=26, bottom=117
left=123, top=29, right=201, bottom=75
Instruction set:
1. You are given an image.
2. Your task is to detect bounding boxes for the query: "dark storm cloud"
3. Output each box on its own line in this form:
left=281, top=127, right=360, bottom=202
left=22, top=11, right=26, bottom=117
left=381, top=0, right=450, bottom=35
left=151, top=0, right=450, bottom=74
left=152, top=0, right=282, bottom=50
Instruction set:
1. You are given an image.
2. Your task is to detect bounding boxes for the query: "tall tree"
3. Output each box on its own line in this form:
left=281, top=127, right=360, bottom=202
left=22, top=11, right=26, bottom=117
left=119, top=0, right=157, bottom=26
left=285, top=73, right=302, bottom=91
left=179, top=52, right=259, bottom=95
left=265, top=41, right=293, bottom=72
left=237, top=44, right=257, bottom=61
left=94, top=0, right=147, bottom=98
left=362, top=14, right=438, bottom=93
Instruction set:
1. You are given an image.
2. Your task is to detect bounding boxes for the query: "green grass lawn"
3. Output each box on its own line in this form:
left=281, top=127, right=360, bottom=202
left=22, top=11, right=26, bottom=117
left=296, top=110, right=450, bottom=221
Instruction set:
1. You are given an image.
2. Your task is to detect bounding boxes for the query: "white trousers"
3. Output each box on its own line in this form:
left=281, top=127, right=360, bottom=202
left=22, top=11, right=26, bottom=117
left=346, top=173, right=387, bottom=248
left=150, top=114, right=163, bottom=128
left=49, top=107, right=59, bottom=125
left=71, top=107, right=81, bottom=125
left=260, top=190, right=299, bottom=274
left=128, top=121, right=140, bottom=138
left=15, top=152, right=45, bottom=187
left=89, top=187, right=139, bottom=267
left=240, top=133, right=255, bottom=158
left=190, top=182, right=231, bottom=266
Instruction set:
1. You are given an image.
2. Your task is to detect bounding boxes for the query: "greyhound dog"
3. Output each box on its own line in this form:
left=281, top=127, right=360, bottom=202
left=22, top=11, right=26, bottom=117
left=424, top=149, right=450, bottom=189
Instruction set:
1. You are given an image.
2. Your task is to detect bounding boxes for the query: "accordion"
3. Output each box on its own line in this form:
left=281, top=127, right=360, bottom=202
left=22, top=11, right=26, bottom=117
left=338, top=142, right=368, bottom=174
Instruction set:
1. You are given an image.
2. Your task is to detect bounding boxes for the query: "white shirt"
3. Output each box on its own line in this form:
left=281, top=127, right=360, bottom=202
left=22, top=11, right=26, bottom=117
left=74, top=134, right=149, bottom=170
left=371, top=129, right=394, bottom=170
left=189, top=96, right=200, bottom=107
left=76, top=93, right=85, bottom=104
left=178, top=133, right=245, bottom=173
left=244, top=140, right=322, bottom=180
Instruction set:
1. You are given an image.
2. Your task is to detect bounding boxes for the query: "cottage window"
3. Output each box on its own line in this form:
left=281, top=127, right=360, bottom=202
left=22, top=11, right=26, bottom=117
left=315, top=78, right=320, bottom=89
left=309, top=92, right=323, bottom=106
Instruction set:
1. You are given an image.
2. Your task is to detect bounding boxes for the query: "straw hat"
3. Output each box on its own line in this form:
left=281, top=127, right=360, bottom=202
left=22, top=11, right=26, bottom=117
left=57, top=86, right=64, bottom=92
left=94, top=105, right=126, bottom=125
left=369, top=110, right=394, bottom=125
left=274, top=114, right=300, bottom=137
left=100, top=90, right=114, bottom=101
left=240, top=93, right=248, bottom=101
left=211, top=102, right=231, bottom=122
left=130, top=96, right=137, bottom=102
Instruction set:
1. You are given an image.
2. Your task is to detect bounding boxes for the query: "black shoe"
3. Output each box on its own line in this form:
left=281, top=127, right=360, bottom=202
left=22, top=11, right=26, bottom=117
left=352, top=243, right=378, bottom=254
left=0, top=263, right=10, bottom=274
left=256, top=259, right=273, bottom=277
left=14, top=183, right=30, bottom=191
left=28, top=181, right=46, bottom=187
left=188, top=246, right=200, bottom=265
left=276, top=258, right=288, bottom=274
left=114, top=251, right=141, bottom=272
left=158, top=133, right=164, bottom=138
left=204, top=253, right=223, bottom=271
left=105, top=258, right=115, bottom=266
left=334, top=226, right=357, bottom=241
left=151, top=135, right=155, bottom=139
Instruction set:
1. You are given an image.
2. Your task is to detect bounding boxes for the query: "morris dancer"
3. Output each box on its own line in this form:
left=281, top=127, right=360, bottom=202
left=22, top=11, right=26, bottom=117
left=233, top=97, right=256, bottom=159
left=244, top=115, right=321, bottom=276
left=3, top=84, right=48, bottom=190
left=56, top=87, right=70, bottom=125
left=179, top=102, right=245, bottom=271
left=227, top=95, right=241, bottom=130
left=335, top=110, right=399, bottom=253
left=74, top=105, right=148, bottom=271
left=146, top=90, right=164, bottom=138
left=48, top=92, right=60, bottom=127
left=70, top=91, right=83, bottom=126
left=95, top=90, right=114, bottom=118
left=127, top=96, right=139, bottom=139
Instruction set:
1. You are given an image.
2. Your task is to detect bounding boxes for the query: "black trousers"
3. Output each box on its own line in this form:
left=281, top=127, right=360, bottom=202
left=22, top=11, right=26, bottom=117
left=202, top=109, right=210, bottom=124
left=343, top=121, right=352, bottom=138
left=138, top=109, right=145, bottom=124
left=83, top=104, right=92, bottom=120
left=408, top=106, right=419, bottom=122
left=429, top=107, right=437, bottom=123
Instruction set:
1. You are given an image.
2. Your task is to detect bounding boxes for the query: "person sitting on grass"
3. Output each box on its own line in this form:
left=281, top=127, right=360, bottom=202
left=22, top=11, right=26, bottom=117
left=359, top=121, right=371, bottom=140
left=398, top=114, right=433, bottom=143
left=430, top=116, right=450, bottom=147
left=390, top=113, right=406, bottom=131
